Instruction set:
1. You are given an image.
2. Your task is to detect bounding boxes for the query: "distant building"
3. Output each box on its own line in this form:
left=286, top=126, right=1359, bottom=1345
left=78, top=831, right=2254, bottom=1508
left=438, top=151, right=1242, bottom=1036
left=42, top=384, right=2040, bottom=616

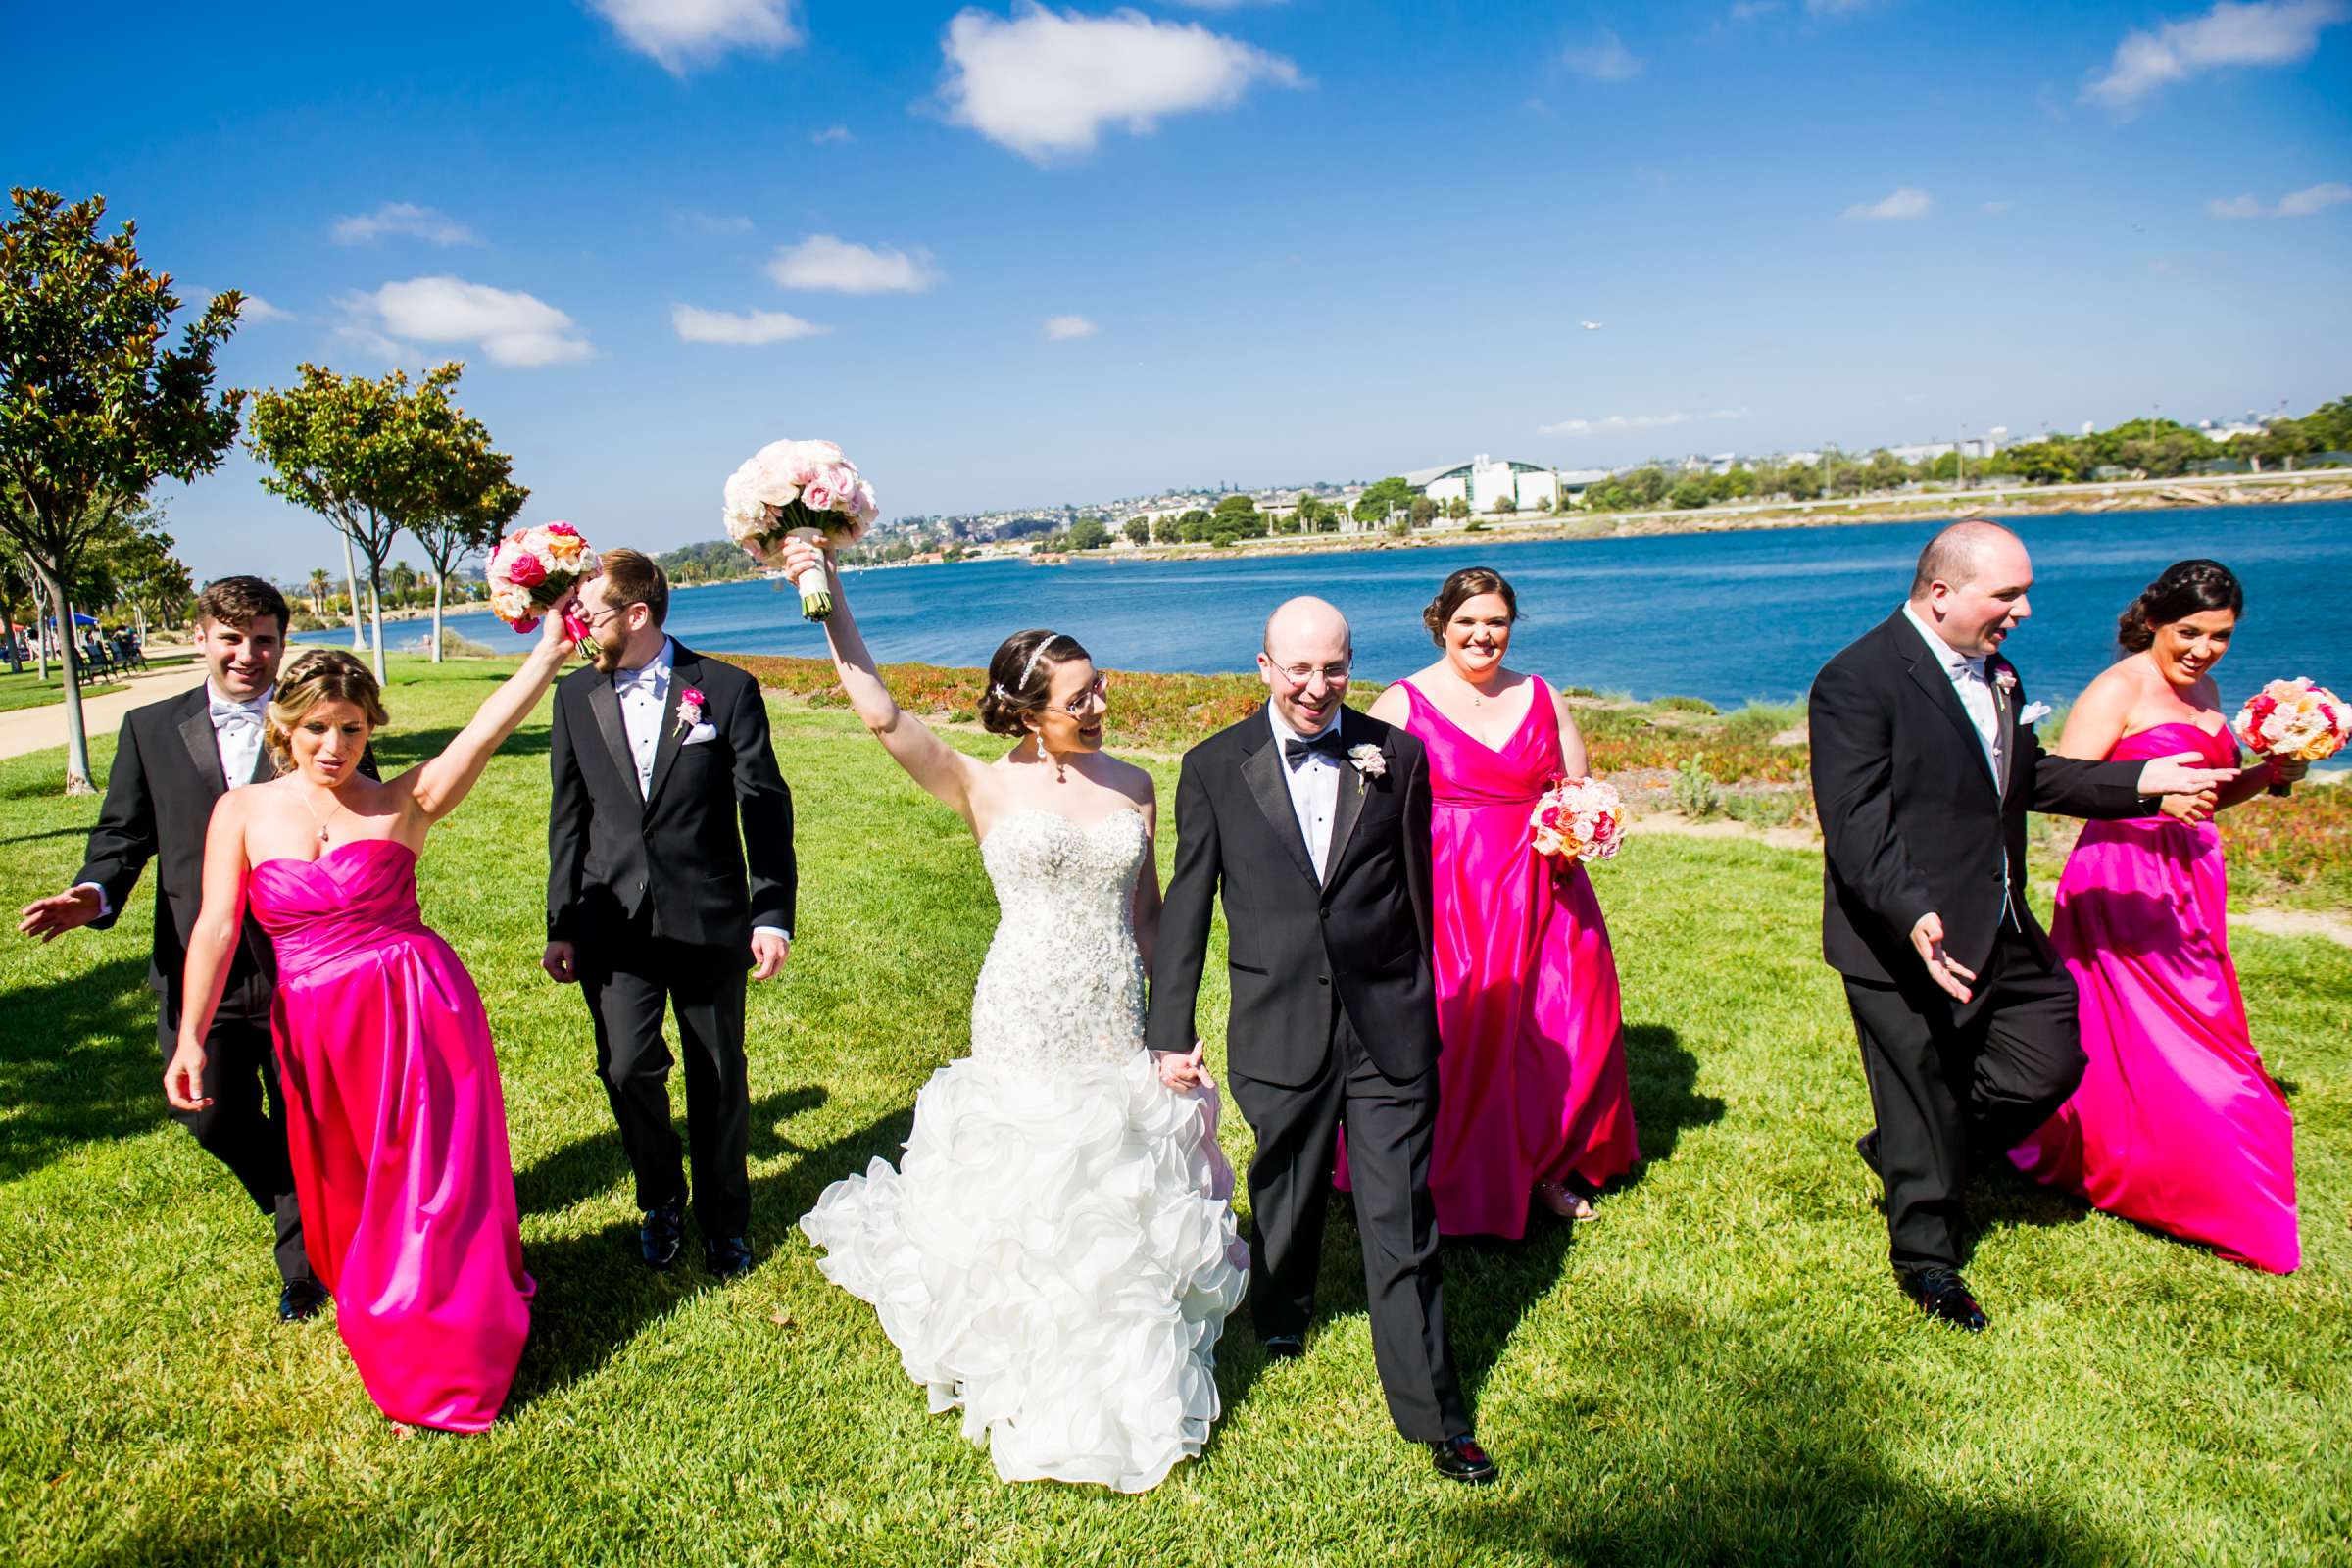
left=1405, top=455, right=1585, bottom=513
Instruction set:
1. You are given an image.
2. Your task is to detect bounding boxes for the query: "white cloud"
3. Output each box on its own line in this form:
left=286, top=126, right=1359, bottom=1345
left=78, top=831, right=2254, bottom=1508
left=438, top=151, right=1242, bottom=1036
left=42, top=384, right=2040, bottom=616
left=1563, top=27, right=1642, bottom=81
left=2208, top=180, right=2352, bottom=217
left=354, top=276, right=591, bottom=367
left=671, top=305, right=829, bottom=345
left=766, top=234, right=941, bottom=294
left=1538, top=408, right=1750, bottom=438
left=330, top=202, right=478, bottom=247
left=1044, top=314, right=1099, bottom=340
left=938, top=3, right=1303, bottom=163
left=2084, top=0, right=2346, bottom=110
left=1982, top=199, right=2014, bottom=214
left=1843, top=186, right=1932, bottom=220
left=232, top=295, right=291, bottom=324
left=589, top=0, right=802, bottom=74
left=810, top=124, right=854, bottom=144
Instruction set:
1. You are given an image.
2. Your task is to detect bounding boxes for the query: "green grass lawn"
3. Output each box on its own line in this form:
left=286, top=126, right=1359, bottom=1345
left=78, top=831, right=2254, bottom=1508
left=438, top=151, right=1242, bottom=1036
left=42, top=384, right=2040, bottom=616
left=2, top=657, right=2346, bottom=1566
left=0, top=665, right=127, bottom=711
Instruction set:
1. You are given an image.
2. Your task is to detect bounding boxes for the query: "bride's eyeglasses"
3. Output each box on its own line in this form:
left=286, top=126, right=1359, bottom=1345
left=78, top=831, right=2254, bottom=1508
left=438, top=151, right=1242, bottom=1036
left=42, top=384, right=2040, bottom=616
left=1056, top=675, right=1108, bottom=716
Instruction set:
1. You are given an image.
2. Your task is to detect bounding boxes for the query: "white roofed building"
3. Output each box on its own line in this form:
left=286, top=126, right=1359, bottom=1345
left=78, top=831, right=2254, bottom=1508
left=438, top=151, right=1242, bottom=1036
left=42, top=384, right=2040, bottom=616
left=1406, top=456, right=1591, bottom=513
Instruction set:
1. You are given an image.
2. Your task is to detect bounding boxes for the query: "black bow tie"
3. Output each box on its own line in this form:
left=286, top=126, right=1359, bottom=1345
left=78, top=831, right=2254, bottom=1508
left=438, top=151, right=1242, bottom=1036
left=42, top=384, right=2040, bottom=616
left=1283, top=730, right=1347, bottom=769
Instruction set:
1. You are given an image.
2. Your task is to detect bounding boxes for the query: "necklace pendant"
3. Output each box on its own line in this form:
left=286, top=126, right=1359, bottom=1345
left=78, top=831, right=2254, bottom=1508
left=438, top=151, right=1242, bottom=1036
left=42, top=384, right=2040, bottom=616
left=318, top=825, right=332, bottom=843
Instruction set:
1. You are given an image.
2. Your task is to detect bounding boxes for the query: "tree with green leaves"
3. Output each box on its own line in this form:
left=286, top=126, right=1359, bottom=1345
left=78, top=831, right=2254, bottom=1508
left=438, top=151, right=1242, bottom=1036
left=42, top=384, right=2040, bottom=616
left=98, top=517, right=192, bottom=643
left=250, top=363, right=476, bottom=680
left=0, top=188, right=245, bottom=793
left=1064, top=517, right=1112, bottom=551
left=0, top=535, right=32, bottom=675
left=306, top=566, right=332, bottom=619
left=1121, top=517, right=1151, bottom=547
left=1352, top=475, right=1416, bottom=525
left=401, top=369, right=526, bottom=661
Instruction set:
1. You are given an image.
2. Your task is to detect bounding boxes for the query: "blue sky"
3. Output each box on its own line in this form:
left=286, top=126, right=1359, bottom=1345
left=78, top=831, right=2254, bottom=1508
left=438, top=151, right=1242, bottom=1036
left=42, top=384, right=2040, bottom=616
left=5, top=0, right=2347, bottom=578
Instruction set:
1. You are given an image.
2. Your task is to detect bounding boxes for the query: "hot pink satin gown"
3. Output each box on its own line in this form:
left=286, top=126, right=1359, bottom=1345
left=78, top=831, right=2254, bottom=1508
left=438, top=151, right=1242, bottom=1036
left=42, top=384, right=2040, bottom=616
left=249, top=838, right=535, bottom=1429
left=2009, top=721, right=2300, bottom=1274
left=1340, top=677, right=1641, bottom=1238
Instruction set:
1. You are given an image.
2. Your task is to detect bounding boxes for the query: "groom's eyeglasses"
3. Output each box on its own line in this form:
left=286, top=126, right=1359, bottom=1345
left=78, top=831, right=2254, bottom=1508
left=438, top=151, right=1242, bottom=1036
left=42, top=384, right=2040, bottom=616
left=1273, top=661, right=1351, bottom=690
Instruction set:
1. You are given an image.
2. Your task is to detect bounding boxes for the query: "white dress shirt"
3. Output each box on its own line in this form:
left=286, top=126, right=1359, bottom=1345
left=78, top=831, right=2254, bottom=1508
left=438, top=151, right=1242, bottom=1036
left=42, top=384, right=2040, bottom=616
left=1268, top=705, right=1343, bottom=881
left=1901, top=603, right=2003, bottom=784
left=78, top=681, right=272, bottom=919
left=611, top=638, right=790, bottom=946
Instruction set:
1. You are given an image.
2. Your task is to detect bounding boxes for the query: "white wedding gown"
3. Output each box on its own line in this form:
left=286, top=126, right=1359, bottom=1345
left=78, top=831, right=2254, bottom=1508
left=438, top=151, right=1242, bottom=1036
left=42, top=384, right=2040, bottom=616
left=799, top=808, right=1249, bottom=1493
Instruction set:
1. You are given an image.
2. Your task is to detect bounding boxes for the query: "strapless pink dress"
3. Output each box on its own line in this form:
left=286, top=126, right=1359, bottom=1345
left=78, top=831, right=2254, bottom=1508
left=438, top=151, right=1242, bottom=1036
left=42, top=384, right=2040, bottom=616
left=2009, top=722, right=2300, bottom=1273
left=1340, top=678, right=1640, bottom=1237
left=249, top=838, right=535, bottom=1429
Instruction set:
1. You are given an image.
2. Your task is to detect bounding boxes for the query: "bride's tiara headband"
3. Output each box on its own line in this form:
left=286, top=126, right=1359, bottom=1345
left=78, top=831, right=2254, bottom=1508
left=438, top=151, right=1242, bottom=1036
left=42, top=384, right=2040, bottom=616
left=991, top=632, right=1067, bottom=703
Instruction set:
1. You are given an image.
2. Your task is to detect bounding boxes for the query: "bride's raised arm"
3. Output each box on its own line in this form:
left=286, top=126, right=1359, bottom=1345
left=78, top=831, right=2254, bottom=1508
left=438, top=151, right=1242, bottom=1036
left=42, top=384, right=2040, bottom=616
left=779, top=537, right=981, bottom=822
left=402, top=594, right=582, bottom=821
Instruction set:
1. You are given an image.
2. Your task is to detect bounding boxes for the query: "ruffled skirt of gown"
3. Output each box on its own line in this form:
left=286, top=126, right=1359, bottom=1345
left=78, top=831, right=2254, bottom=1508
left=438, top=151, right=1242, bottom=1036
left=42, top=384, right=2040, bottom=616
left=799, top=1051, right=1248, bottom=1493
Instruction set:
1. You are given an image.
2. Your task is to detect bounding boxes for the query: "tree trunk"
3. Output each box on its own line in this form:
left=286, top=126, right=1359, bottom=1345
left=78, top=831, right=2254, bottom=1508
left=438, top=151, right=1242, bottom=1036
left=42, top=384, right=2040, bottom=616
left=1, top=591, right=19, bottom=675
left=429, top=569, right=447, bottom=662
left=39, top=565, right=94, bottom=795
left=368, top=563, right=387, bottom=682
left=342, top=531, right=366, bottom=650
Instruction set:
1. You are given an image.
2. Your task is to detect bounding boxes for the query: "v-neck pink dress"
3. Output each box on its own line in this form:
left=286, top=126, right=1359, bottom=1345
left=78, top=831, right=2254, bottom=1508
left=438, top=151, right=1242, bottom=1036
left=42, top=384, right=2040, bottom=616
left=2010, top=721, right=2300, bottom=1273
left=1340, top=677, right=1640, bottom=1237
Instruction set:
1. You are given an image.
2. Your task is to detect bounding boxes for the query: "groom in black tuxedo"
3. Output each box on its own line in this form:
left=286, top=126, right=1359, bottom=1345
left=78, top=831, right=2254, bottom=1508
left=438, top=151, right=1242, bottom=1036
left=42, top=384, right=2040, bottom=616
left=544, top=549, right=795, bottom=1279
left=1148, top=596, right=1494, bottom=1486
left=1810, top=520, right=2233, bottom=1331
left=20, top=577, right=375, bottom=1323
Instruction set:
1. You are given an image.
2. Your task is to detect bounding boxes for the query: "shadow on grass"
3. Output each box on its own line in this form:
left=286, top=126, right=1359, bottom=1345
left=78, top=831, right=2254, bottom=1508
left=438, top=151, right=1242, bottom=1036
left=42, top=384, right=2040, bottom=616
left=505, top=1087, right=908, bottom=1414
left=1443, top=1304, right=2121, bottom=1565
left=0, top=824, right=104, bottom=847
left=370, top=723, right=554, bottom=770
left=0, top=955, right=166, bottom=1183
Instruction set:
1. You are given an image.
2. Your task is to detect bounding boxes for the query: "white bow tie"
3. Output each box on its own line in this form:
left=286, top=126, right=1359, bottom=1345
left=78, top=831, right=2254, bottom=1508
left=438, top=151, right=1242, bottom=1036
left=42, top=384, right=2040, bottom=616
left=615, top=666, right=663, bottom=695
left=211, top=700, right=264, bottom=728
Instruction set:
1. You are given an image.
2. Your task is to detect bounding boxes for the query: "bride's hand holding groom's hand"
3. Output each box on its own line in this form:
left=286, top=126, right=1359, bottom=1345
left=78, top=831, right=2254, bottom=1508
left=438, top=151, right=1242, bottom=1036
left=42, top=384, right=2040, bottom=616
left=1154, top=1043, right=1207, bottom=1091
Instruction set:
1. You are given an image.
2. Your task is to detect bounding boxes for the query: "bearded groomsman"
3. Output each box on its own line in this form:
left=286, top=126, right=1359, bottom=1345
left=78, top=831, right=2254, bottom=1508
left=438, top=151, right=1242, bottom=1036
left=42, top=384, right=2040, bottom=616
left=543, top=549, right=796, bottom=1278
left=1810, top=521, right=2234, bottom=1331
left=20, top=577, right=373, bottom=1322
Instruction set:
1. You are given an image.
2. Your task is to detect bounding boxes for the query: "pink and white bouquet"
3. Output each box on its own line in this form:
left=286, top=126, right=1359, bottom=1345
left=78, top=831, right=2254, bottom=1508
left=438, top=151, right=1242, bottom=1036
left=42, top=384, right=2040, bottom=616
left=1530, top=775, right=1628, bottom=864
left=486, top=522, right=600, bottom=643
left=721, top=438, right=879, bottom=620
left=2232, top=677, right=2347, bottom=796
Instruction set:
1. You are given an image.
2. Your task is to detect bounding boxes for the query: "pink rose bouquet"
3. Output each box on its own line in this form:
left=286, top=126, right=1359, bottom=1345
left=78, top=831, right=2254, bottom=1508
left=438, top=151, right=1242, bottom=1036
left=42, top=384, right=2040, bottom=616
left=486, top=522, right=601, bottom=643
left=2232, top=676, right=2347, bottom=796
left=1530, top=775, right=1628, bottom=864
left=720, top=437, right=879, bottom=619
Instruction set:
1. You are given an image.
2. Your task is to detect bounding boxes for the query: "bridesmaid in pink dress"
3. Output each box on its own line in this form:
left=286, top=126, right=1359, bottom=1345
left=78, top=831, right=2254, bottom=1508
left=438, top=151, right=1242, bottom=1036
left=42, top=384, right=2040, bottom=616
left=1341, top=567, right=1640, bottom=1237
left=2010, top=560, right=2304, bottom=1273
left=170, top=604, right=582, bottom=1428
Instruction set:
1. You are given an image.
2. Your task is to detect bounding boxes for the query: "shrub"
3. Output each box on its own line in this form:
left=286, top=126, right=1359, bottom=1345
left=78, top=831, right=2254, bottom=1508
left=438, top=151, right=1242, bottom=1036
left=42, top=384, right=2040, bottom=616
left=1655, top=695, right=1719, bottom=714
left=1671, top=754, right=1724, bottom=818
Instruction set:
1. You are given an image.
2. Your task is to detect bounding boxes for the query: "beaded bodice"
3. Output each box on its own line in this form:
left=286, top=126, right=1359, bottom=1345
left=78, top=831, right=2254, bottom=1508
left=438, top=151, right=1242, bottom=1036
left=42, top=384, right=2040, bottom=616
left=969, top=808, right=1150, bottom=1070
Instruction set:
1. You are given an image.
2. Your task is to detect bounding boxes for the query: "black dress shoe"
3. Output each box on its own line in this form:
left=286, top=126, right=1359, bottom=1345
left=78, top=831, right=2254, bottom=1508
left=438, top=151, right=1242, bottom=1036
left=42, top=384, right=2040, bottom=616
left=1897, top=1266, right=1988, bottom=1332
left=1261, top=1334, right=1304, bottom=1361
left=639, top=1202, right=685, bottom=1270
left=1431, top=1434, right=1498, bottom=1485
left=1855, top=1129, right=1882, bottom=1176
left=278, top=1279, right=331, bottom=1323
left=704, top=1236, right=755, bottom=1279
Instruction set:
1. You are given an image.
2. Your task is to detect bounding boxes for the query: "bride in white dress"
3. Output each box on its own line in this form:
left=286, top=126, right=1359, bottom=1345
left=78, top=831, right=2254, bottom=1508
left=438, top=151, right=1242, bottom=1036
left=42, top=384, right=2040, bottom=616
left=782, top=539, right=1248, bottom=1494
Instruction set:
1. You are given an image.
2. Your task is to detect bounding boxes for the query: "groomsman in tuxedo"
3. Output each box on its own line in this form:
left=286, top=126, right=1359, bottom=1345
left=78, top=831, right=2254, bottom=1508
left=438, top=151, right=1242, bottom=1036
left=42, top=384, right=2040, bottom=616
left=1810, top=520, right=2234, bottom=1331
left=20, top=576, right=371, bottom=1322
left=1148, top=597, right=1494, bottom=1486
left=543, top=549, right=795, bottom=1278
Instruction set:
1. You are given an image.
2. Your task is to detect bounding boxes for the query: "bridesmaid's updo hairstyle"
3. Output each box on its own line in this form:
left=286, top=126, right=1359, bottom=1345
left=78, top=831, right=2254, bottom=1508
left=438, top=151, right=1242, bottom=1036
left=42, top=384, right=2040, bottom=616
left=978, top=628, right=1094, bottom=736
left=1423, top=566, right=1519, bottom=646
left=2117, top=560, right=2243, bottom=653
left=266, top=650, right=389, bottom=772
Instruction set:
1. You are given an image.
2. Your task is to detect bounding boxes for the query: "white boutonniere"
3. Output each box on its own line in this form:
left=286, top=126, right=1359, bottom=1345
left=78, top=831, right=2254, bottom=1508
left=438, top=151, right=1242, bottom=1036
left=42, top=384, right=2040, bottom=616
left=673, top=686, right=707, bottom=737
left=2020, top=701, right=2052, bottom=725
left=1348, top=743, right=1387, bottom=779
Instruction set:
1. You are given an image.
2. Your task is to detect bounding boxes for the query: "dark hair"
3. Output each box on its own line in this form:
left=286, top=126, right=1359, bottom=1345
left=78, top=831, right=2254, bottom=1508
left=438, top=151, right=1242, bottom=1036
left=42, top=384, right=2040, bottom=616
left=598, top=548, right=670, bottom=628
left=1422, top=567, right=1518, bottom=646
left=196, top=575, right=290, bottom=635
left=2118, top=559, right=2242, bottom=652
left=266, top=649, right=388, bottom=770
left=978, top=628, right=1093, bottom=736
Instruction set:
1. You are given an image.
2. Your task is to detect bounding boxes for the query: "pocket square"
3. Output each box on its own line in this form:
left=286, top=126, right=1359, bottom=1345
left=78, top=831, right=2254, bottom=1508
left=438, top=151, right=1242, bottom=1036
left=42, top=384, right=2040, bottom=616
left=681, top=723, right=719, bottom=746
left=2019, top=701, right=2052, bottom=725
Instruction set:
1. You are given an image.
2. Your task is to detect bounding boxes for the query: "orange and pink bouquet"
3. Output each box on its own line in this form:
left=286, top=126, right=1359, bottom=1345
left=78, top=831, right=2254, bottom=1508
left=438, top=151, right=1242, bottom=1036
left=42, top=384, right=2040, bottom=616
left=486, top=522, right=600, bottom=642
left=2232, top=677, right=2347, bottom=796
left=1530, top=776, right=1628, bottom=863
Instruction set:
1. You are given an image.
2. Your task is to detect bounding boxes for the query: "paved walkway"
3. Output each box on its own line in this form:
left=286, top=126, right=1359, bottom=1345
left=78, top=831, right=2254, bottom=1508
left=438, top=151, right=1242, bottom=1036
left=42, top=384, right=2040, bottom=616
left=0, top=662, right=209, bottom=761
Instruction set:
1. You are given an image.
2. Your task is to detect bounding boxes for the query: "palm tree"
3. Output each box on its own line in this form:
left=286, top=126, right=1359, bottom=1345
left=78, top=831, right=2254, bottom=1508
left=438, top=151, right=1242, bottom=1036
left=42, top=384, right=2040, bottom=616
left=307, top=567, right=331, bottom=619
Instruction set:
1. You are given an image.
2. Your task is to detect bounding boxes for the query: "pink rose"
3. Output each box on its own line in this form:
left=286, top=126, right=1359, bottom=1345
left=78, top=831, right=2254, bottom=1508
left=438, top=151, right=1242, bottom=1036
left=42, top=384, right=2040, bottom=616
left=512, top=616, right=541, bottom=635
left=506, top=552, right=548, bottom=588
left=802, top=476, right=839, bottom=513
left=543, top=521, right=580, bottom=537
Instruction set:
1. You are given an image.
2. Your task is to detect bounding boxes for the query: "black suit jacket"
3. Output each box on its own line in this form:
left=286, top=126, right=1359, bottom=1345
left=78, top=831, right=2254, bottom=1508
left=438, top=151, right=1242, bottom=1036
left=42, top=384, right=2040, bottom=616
left=1146, top=704, right=1440, bottom=1086
left=1809, top=611, right=2149, bottom=986
left=74, top=683, right=377, bottom=1021
left=546, top=642, right=796, bottom=957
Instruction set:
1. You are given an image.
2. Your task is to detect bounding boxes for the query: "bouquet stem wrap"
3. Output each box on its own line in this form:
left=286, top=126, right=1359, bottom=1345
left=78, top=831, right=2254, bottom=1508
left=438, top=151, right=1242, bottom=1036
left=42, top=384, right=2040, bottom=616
left=722, top=441, right=877, bottom=620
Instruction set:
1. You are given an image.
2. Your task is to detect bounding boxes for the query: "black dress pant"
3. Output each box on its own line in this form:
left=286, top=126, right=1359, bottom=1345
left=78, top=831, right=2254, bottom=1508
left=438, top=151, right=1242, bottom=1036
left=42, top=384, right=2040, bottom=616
left=579, top=933, right=751, bottom=1238
left=1227, top=1006, right=1467, bottom=1444
left=156, top=1005, right=312, bottom=1287
left=1845, top=922, right=2088, bottom=1272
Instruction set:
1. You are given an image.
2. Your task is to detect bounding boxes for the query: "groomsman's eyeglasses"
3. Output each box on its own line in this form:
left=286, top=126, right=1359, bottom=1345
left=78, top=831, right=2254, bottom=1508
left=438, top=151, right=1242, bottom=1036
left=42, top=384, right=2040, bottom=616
left=1273, top=660, right=1351, bottom=690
